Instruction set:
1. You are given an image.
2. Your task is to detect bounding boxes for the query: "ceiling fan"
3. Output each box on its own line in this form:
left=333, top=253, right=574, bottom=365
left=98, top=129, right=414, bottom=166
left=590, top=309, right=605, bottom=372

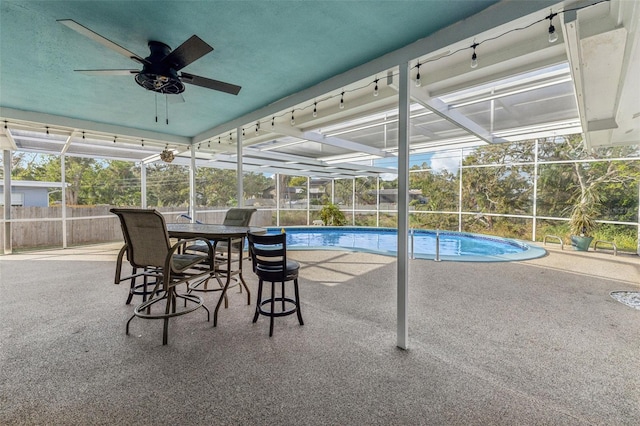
left=57, top=19, right=241, bottom=96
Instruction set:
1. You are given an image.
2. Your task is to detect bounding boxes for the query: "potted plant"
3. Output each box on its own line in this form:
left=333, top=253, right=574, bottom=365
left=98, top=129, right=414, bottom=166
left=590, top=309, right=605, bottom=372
left=568, top=189, right=599, bottom=251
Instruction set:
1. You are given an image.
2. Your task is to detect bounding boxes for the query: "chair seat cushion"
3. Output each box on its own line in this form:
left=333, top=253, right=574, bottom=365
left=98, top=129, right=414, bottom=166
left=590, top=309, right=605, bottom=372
left=185, top=241, right=209, bottom=253
left=256, top=259, right=299, bottom=281
left=172, top=253, right=208, bottom=272
left=186, top=240, right=243, bottom=254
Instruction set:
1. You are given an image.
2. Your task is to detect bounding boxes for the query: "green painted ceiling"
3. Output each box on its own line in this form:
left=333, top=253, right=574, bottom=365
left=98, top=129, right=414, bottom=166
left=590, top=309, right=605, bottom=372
left=0, top=0, right=498, bottom=138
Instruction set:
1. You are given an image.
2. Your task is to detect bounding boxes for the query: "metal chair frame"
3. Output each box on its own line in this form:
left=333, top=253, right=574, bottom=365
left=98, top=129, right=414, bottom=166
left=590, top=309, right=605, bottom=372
left=247, top=232, right=304, bottom=336
left=111, top=208, right=215, bottom=345
left=186, top=208, right=256, bottom=305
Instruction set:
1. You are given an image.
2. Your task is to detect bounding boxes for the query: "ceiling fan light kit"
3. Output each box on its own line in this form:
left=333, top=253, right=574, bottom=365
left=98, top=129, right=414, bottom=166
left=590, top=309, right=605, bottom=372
left=57, top=19, right=241, bottom=97
left=134, top=41, right=186, bottom=94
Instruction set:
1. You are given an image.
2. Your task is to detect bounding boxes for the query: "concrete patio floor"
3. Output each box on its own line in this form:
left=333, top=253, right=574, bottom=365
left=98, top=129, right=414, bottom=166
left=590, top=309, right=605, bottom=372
left=1, top=243, right=639, bottom=425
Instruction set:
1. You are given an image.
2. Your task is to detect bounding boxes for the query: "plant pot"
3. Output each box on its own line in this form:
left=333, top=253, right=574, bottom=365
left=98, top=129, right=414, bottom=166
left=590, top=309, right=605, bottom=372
left=570, top=235, right=593, bottom=251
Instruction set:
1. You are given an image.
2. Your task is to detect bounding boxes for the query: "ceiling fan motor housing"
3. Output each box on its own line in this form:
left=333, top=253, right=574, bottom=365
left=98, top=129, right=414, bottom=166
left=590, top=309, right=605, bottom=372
left=134, top=41, right=185, bottom=94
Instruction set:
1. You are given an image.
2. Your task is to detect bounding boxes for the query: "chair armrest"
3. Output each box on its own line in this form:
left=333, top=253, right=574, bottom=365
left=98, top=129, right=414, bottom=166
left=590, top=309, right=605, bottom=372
left=166, top=237, right=214, bottom=273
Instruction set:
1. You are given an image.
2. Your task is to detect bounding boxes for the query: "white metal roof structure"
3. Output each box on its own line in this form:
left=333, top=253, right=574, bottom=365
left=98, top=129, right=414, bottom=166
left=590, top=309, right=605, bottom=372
left=1, top=0, right=638, bottom=178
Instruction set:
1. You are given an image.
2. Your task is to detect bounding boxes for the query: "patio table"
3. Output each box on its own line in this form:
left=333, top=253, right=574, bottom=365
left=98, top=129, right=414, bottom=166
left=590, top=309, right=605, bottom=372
left=167, top=223, right=265, bottom=326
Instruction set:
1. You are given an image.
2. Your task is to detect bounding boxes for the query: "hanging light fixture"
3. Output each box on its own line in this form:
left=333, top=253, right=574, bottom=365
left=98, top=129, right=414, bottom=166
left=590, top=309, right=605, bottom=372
left=312, top=102, right=318, bottom=118
left=547, top=12, right=559, bottom=43
left=415, top=63, right=422, bottom=87
left=339, top=91, right=345, bottom=109
left=160, top=145, right=174, bottom=163
left=470, top=43, right=479, bottom=69
left=373, top=79, right=379, bottom=96
left=290, top=110, right=295, bottom=126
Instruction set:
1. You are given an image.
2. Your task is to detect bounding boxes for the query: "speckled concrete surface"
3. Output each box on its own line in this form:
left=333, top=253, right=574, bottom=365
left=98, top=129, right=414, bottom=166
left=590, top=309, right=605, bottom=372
left=1, top=244, right=639, bottom=425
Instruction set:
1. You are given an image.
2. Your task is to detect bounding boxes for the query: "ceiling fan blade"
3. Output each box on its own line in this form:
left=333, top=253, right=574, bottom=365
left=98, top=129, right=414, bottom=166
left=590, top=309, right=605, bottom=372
left=167, top=93, right=186, bottom=104
left=161, top=35, right=213, bottom=70
left=75, top=69, right=139, bottom=76
left=180, top=72, right=241, bottom=95
left=57, top=19, right=149, bottom=65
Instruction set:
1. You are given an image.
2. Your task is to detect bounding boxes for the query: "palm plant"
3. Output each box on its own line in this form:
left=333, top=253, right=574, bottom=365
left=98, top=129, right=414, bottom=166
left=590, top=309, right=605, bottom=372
left=568, top=185, right=600, bottom=237
left=319, top=203, right=346, bottom=226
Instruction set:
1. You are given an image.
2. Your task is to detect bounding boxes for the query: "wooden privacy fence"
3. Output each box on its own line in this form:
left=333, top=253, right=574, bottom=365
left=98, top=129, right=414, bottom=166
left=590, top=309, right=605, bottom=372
left=0, top=206, right=272, bottom=252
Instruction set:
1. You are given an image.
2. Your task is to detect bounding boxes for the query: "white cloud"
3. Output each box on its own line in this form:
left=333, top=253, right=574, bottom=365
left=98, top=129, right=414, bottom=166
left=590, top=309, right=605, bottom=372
left=379, top=172, right=398, bottom=181
left=429, top=152, right=461, bottom=174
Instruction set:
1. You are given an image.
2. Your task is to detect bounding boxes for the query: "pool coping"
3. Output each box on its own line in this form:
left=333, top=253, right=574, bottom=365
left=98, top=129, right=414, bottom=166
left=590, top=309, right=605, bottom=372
left=267, top=226, right=548, bottom=262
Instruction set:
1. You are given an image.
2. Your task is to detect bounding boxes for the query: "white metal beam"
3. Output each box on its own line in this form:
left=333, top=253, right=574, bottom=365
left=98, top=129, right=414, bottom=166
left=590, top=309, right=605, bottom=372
left=194, top=0, right=559, bottom=144
left=0, top=107, right=190, bottom=146
left=243, top=146, right=397, bottom=175
left=0, top=129, right=17, bottom=150
left=409, top=87, right=506, bottom=144
left=213, top=153, right=381, bottom=178
left=271, top=124, right=391, bottom=158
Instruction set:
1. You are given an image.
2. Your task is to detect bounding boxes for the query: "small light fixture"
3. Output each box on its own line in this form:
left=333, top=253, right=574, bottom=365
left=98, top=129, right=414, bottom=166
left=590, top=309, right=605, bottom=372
left=312, top=102, right=318, bottom=118
left=160, top=144, right=174, bottom=162
left=547, top=12, right=559, bottom=43
left=339, top=91, right=345, bottom=109
left=272, top=116, right=275, bottom=128
left=290, top=110, right=295, bottom=126
left=373, top=79, right=379, bottom=97
left=470, top=43, right=479, bottom=69
left=255, top=121, right=260, bottom=135
left=415, top=63, right=422, bottom=87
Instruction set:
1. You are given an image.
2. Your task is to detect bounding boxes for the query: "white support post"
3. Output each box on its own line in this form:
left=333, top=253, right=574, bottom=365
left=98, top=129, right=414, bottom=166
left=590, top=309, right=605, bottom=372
left=331, top=179, right=335, bottom=204
left=458, top=149, right=463, bottom=232
left=532, top=139, right=539, bottom=242
left=352, top=177, right=355, bottom=226
left=3, top=150, right=12, bottom=254
left=237, top=127, right=243, bottom=207
left=397, top=61, right=410, bottom=350
left=376, top=176, right=380, bottom=228
left=306, top=176, right=310, bottom=225
left=190, top=145, right=197, bottom=220
left=140, top=163, right=147, bottom=209
left=276, top=173, right=280, bottom=226
left=61, top=154, right=67, bottom=248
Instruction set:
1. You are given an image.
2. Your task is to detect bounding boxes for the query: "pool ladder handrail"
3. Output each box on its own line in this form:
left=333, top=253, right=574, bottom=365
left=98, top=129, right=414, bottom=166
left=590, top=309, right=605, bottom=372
left=409, top=228, right=441, bottom=261
left=410, top=228, right=415, bottom=259
left=594, top=240, right=617, bottom=255
left=543, top=234, right=564, bottom=250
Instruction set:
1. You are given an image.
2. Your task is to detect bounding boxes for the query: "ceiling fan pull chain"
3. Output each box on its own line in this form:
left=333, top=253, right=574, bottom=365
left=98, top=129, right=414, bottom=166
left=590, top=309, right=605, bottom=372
left=155, top=93, right=158, bottom=123
left=165, top=95, right=169, bottom=125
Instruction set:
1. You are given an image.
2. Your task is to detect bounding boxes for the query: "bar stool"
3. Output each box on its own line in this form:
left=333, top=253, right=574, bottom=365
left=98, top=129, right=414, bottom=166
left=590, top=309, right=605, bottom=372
left=247, top=232, right=304, bottom=336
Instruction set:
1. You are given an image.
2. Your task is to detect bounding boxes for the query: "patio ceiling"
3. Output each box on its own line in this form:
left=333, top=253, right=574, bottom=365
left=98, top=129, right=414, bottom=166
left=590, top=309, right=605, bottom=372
left=1, top=0, right=638, bottom=178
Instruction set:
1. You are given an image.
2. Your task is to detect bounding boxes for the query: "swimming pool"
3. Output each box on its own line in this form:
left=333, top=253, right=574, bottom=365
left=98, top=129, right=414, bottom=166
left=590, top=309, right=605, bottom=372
left=266, top=227, right=546, bottom=262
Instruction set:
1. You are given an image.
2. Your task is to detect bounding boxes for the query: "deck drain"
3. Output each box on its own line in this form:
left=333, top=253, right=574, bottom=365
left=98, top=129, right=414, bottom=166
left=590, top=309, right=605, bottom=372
left=610, top=291, right=640, bottom=310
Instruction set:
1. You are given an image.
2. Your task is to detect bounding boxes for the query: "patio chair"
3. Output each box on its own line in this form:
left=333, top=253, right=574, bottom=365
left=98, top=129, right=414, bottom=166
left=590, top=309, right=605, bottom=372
left=247, top=232, right=304, bottom=336
left=110, top=208, right=214, bottom=345
left=113, top=243, right=157, bottom=305
left=186, top=208, right=256, bottom=303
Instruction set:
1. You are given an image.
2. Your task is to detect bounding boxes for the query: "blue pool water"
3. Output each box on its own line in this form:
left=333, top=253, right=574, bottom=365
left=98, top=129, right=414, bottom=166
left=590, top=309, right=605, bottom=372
left=266, top=227, right=546, bottom=262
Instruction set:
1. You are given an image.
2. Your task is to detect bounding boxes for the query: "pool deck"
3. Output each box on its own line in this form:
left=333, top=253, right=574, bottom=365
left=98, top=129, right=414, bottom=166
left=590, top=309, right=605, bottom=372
left=1, top=244, right=639, bottom=424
